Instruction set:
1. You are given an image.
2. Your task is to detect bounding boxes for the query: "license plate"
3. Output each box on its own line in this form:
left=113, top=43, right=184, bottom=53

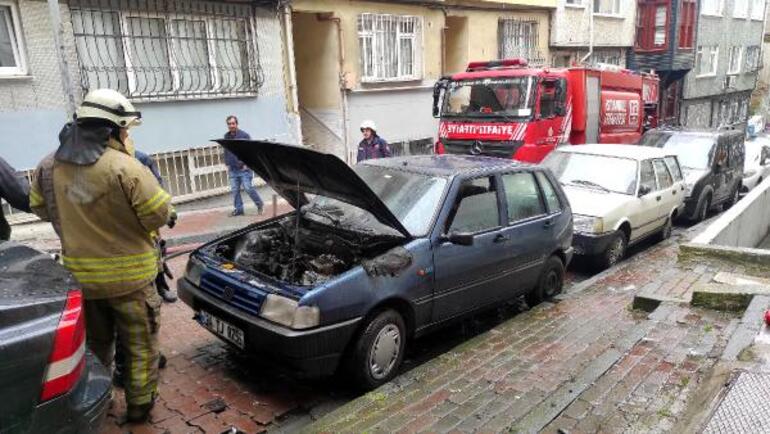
left=199, top=310, right=245, bottom=349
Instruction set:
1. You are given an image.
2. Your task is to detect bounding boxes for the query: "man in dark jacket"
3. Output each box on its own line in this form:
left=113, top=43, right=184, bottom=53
left=224, top=115, right=263, bottom=216
left=357, top=120, right=392, bottom=162
left=0, top=157, right=30, bottom=240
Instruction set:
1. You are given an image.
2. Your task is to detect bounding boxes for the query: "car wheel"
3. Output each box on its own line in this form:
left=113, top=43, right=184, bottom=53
left=526, top=255, right=565, bottom=306
left=596, top=231, right=627, bottom=270
left=656, top=216, right=673, bottom=242
left=724, top=187, right=740, bottom=209
left=696, top=195, right=711, bottom=222
left=346, top=309, right=406, bottom=390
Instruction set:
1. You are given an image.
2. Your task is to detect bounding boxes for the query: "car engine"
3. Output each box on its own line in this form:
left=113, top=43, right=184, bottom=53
left=215, top=216, right=404, bottom=286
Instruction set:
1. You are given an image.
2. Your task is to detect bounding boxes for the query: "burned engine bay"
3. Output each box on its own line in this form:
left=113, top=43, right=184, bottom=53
left=214, top=216, right=411, bottom=286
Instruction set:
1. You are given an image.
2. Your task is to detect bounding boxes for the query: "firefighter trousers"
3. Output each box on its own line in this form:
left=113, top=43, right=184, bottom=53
left=84, top=283, right=161, bottom=406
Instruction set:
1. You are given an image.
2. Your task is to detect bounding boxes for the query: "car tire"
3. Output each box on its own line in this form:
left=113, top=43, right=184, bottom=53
left=526, top=255, right=565, bottom=306
left=695, top=194, right=711, bottom=222
left=724, top=187, right=740, bottom=209
left=596, top=231, right=627, bottom=270
left=346, top=309, right=406, bottom=390
left=656, top=216, right=673, bottom=242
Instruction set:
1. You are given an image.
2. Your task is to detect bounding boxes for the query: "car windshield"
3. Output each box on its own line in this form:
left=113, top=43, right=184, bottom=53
left=304, top=165, right=448, bottom=237
left=442, top=77, right=536, bottom=118
left=642, top=133, right=716, bottom=170
left=542, top=151, right=639, bottom=195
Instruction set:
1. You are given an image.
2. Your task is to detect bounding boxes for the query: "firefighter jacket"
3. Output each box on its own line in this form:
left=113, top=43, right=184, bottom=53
left=29, top=137, right=172, bottom=300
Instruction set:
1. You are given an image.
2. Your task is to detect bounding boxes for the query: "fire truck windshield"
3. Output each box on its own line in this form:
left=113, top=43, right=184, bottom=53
left=441, top=77, right=536, bottom=118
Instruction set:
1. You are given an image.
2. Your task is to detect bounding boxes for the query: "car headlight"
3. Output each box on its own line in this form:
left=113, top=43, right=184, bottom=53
left=744, top=169, right=757, bottom=178
left=260, top=294, right=320, bottom=330
left=573, top=214, right=603, bottom=234
left=185, top=256, right=204, bottom=287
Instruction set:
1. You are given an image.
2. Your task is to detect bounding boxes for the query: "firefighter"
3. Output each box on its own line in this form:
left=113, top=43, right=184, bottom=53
left=357, top=120, right=392, bottom=162
left=29, top=89, right=173, bottom=423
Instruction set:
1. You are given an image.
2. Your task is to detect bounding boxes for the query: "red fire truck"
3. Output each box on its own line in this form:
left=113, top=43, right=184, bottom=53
left=432, top=59, right=659, bottom=163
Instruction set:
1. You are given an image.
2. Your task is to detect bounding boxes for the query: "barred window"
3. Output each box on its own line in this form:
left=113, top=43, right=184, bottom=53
left=745, top=46, right=761, bottom=71
left=70, top=0, right=263, bottom=100
left=498, top=19, right=542, bottom=65
left=727, top=46, right=742, bottom=75
left=357, top=13, right=422, bottom=82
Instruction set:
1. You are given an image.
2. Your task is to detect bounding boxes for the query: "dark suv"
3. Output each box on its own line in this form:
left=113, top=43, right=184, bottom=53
left=0, top=241, right=111, bottom=433
left=639, top=128, right=745, bottom=222
left=179, top=141, right=573, bottom=389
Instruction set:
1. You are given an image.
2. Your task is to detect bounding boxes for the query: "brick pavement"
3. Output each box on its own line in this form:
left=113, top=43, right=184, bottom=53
left=309, top=230, right=746, bottom=433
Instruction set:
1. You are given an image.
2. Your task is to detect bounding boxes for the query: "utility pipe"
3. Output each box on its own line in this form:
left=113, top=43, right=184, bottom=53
left=581, top=0, right=594, bottom=64
left=281, top=3, right=302, bottom=144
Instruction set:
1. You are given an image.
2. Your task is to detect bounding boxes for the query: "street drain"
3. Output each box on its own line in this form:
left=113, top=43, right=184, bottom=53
left=702, top=371, right=770, bottom=433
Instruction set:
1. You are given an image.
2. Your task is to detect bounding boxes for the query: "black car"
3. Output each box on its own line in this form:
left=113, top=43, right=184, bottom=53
left=639, top=128, right=745, bottom=222
left=0, top=241, right=111, bottom=433
left=179, top=141, right=573, bottom=389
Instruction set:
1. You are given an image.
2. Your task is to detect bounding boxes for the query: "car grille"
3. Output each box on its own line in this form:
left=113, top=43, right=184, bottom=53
left=199, top=273, right=265, bottom=317
left=443, top=140, right=524, bottom=158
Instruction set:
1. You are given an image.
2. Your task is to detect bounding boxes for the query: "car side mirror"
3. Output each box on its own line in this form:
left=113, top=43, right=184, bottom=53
left=638, top=185, right=652, bottom=197
left=443, top=232, right=474, bottom=246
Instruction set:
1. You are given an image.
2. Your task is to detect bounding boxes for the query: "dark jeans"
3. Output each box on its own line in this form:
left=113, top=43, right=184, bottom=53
left=229, top=169, right=263, bottom=212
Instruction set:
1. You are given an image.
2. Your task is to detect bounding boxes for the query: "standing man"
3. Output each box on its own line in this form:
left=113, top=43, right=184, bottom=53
left=223, top=115, right=263, bottom=216
left=357, top=120, right=392, bottom=162
left=0, top=157, right=30, bottom=240
left=29, top=89, right=173, bottom=423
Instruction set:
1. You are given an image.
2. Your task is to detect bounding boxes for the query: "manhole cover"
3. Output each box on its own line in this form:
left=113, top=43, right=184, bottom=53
left=703, top=371, right=770, bottom=433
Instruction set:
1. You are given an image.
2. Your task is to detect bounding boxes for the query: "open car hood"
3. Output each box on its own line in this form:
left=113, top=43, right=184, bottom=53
left=217, top=140, right=411, bottom=238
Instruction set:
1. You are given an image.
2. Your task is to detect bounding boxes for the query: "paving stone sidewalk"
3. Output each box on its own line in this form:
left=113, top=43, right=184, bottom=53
left=308, top=231, right=747, bottom=433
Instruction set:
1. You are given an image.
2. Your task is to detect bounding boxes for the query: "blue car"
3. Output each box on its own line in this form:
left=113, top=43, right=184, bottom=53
left=179, top=141, right=573, bottom=389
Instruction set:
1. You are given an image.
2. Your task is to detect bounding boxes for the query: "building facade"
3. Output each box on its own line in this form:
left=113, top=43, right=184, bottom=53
left=679, top=0, right=765, bottom=128
left=550, top=0, right=637, bottom=67
left=288, top=0, right=555, bottom=163
left=626, top=0, right=698, bottom=124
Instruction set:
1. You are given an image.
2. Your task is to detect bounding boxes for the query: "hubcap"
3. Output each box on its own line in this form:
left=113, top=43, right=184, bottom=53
left=608, top=237, right=624, bottom=265
left=369, top=324, right=401, bottom=380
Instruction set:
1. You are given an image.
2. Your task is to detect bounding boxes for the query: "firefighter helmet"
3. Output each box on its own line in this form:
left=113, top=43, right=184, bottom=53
left=360, top=120, right=377, bottom=133
left=76, top=89, right=142, bottom=128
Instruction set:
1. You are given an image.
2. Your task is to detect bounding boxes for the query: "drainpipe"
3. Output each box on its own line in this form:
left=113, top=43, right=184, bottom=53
left=47, top=0, right=77, bottom=116
left=581, top=0, right=594, bottom=64
left=281, top=3, right=302, bottom=145
left=318, top=14, right=351, bottom=164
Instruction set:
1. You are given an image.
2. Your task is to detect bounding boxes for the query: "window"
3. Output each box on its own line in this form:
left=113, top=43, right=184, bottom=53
left=728, top=46, right=742, bottom=75
left=502, top=173, right=545, bottom=222
left=636, top=1, right=668, bottom=50
left=639, top=160, right=657, bottom=192
left=735, top=0, right=749, bottom=17
left=566, top=0, right=584, bottom=5
left=752, top=0, right=765, bottom=19
left=745, top=46, right=761, bottom=71
left=594, top=50, right=622, bottom=65
left=0, top=2, right=26, bottom=76
left=653, top=159, right=673, bottom=189
left=498, top=19, right=540, bottom=63
left=535, top=172, right=562, bottom=213
left=358, top=13, right=421, bottom=82
left=679, top=0, right=696, bottom=48
left=664, top=156, right=683, bottom=181
left=594, top=0, right=621, bottom=15
left=69, top=0, right=261, bottom=100
left=696, top=46, right=719, bottom=76
left=539, top=81, right=557, bottom=118
left=702, top=0, right=724, bottom=15
left=739, top=99, right=749, bottom=121
left=448, top=177, right=500, bottom=233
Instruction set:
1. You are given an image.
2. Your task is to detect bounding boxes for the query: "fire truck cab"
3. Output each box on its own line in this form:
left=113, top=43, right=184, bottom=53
left=433, top=59, right=659, bottom=163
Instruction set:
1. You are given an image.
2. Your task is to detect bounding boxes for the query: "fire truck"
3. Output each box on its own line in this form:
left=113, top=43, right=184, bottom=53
left=432, top=59, right=659, bottom=163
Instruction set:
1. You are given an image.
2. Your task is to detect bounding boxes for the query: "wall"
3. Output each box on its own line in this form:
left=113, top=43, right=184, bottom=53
left=0, top=1, right=296, bottom=170
left=550, top=0, right=636, bottom=48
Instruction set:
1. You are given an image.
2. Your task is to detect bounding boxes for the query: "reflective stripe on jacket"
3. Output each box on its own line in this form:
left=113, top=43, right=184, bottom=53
left=30, top=137, right=172, bottom=299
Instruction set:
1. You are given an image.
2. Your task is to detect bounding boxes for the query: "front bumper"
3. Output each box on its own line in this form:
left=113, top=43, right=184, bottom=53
left=572, top=232, right=616, bottom=256
left=178, top=278, right=362, bottom=378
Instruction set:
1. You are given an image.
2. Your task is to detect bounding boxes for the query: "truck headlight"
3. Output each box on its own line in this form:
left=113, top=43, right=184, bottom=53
left=260, top=294, right=320, bottom=330
left=185, top=256, right=204, bottom=287
left=573, top=214, right=603, bottom=234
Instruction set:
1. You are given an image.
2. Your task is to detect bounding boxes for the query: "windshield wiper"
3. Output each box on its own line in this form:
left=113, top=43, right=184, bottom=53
left=568, top=179, right=611, bottom=193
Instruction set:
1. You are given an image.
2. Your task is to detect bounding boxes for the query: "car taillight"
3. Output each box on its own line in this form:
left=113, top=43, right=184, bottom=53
left=435, top=140, right=445, bottom=154
left=40, top=289, right=86, bottom=402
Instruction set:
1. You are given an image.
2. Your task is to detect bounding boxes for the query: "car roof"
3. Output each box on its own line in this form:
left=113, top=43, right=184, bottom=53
left=648, top=128, right=744, bottom=140
left=361, top=154, right=533, bottom=177
left=552, top=144, right=674, bottom=161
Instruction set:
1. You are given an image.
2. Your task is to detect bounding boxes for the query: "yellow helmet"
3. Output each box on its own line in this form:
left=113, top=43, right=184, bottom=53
left=76, top=89, right=142, bottom=128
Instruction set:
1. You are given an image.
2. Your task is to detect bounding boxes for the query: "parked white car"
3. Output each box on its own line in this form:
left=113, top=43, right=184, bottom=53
left=542, top=144, right=686, bottom=269
left=741, top=138, right=770, bottom=193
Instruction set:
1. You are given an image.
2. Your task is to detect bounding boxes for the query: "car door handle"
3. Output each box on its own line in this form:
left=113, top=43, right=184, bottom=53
left=493, top=234, right=510, bottom=243
left=656, top=196, right=662, bottom=201
left=543, top=219, right=554, bottom=229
